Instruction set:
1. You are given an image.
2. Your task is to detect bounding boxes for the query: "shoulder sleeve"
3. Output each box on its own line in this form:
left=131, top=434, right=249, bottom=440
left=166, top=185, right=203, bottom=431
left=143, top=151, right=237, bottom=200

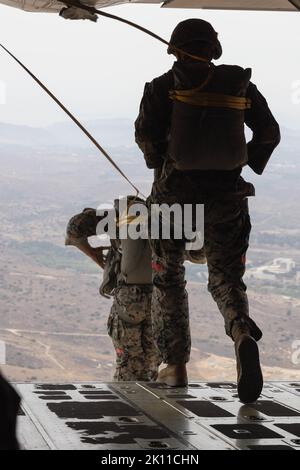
left=135, top=71, right=174, bottom=169
left=245, top=82, right=281, bottom=174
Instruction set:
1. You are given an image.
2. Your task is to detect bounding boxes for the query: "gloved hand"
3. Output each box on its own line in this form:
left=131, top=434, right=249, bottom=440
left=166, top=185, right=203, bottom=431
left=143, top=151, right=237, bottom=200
left=92, top=246, right=109, bottom=269
left=60, top=6, right=98, bottom=22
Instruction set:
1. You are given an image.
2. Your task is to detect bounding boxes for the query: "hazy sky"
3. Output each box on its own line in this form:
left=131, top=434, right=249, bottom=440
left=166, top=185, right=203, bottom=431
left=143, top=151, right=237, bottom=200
left=0, top=3, right=299, bottom=128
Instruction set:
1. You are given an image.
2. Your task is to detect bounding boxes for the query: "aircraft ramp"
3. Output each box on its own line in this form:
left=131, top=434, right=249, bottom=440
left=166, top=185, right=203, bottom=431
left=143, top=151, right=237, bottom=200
left=15, top=381, right=300, bottom=450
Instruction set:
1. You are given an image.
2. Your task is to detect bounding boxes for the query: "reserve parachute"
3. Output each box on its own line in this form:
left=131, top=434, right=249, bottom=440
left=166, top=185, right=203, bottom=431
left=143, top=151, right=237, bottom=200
left=169, top=64, right=252, bottom=171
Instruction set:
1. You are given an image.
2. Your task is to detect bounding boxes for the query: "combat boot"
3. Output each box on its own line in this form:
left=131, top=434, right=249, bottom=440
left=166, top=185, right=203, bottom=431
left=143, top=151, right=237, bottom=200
left=232, top=319, right=263, bottom=404
left=157, top=364, right=188, bottom=387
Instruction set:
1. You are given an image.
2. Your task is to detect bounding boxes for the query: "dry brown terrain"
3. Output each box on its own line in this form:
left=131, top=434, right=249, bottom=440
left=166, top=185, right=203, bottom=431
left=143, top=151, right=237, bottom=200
left=1, top=126, right=300, bottom=383
left=1, top=245, right=299, bottom=383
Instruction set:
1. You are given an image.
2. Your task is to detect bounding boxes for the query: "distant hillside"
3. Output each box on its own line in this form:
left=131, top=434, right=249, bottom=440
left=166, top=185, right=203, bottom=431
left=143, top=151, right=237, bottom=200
left=0, top=118, right=135, bottom=148
left=0, top=122, right=51, bottom=147
left=48, top=119, right=135, bottom=148
left=1, top=120, right=300, bottom=383
left=1, top=119, right=299, bottom=162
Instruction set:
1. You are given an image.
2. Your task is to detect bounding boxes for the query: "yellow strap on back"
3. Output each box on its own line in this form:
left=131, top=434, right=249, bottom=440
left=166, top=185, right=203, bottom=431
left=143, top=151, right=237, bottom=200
left=170, top=90, right=251, bottom=111
left=117, top=197, right=148, bottom=228
left=117, top=214, right=147, bottom=228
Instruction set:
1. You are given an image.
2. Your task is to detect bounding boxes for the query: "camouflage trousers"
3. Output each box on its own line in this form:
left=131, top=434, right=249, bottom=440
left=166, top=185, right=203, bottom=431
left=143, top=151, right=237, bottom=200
left=107, top=285, right=161, bottom=381
left=150, top=198, right=262, bottom=365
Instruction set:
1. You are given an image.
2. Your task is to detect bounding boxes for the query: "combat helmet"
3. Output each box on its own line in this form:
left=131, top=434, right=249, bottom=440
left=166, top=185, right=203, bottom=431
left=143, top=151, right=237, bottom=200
left=168, top=18, right=222, bottom=60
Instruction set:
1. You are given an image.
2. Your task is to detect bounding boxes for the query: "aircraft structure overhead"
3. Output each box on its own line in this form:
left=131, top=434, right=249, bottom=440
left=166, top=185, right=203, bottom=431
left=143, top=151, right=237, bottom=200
left=0, top=0, right=299, bottom=14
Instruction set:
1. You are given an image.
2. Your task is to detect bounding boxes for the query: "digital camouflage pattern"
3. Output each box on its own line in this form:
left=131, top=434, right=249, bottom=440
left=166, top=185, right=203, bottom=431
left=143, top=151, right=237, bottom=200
left=150, top=196, right=262, bottom=365
left=66, top=208, right=100, bottom=242
left=108, top=286, right=160, bottom=381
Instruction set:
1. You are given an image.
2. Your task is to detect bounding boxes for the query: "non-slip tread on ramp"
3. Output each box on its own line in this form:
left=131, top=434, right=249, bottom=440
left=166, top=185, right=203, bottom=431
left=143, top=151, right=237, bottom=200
left=15, top=381, right=300, bottom=450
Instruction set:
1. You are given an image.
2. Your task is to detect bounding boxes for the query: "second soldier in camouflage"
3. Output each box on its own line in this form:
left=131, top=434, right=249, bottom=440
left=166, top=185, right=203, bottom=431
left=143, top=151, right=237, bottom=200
left=65, top=201, right=161, bottom=382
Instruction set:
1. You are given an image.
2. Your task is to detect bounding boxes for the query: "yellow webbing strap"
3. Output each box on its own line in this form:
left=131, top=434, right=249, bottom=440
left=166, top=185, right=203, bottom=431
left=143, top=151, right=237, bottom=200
left=116, top=197, right=148, bottom=228
left=170, top=90, right=252, bottom=110
left=117, top=214, right=147, bottom=228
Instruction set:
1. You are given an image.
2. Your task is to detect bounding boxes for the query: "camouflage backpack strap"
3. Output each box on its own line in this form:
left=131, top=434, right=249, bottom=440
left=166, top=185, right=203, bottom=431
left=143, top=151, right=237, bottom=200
left=99, top=242, right=121, bottom=299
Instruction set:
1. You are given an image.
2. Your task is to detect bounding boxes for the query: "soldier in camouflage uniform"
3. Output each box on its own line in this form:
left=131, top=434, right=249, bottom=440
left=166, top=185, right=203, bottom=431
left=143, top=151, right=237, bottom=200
left=135, top=19, right=281, bottom=402
left=65, top=200, right=161, bottom=382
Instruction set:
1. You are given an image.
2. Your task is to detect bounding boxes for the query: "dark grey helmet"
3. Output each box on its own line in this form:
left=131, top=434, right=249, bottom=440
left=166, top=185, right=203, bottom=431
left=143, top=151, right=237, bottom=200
left=168, top=18, right=222, bottom=60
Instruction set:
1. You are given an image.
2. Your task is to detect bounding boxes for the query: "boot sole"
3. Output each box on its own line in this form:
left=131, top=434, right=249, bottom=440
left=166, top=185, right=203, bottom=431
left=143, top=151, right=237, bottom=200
left=237, top=336, right=263, bottom=404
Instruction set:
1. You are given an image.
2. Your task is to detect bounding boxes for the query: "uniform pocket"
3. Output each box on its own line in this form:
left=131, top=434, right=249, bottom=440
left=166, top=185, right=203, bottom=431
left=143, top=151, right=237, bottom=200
left=107, top=302, right=123, bottom=340
left=114, top=286, right=149, bottom=325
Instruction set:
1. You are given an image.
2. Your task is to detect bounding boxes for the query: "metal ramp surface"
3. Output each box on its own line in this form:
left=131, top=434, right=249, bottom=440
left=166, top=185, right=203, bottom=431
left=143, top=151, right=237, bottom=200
left=15, top=382, right=300, bottom=450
